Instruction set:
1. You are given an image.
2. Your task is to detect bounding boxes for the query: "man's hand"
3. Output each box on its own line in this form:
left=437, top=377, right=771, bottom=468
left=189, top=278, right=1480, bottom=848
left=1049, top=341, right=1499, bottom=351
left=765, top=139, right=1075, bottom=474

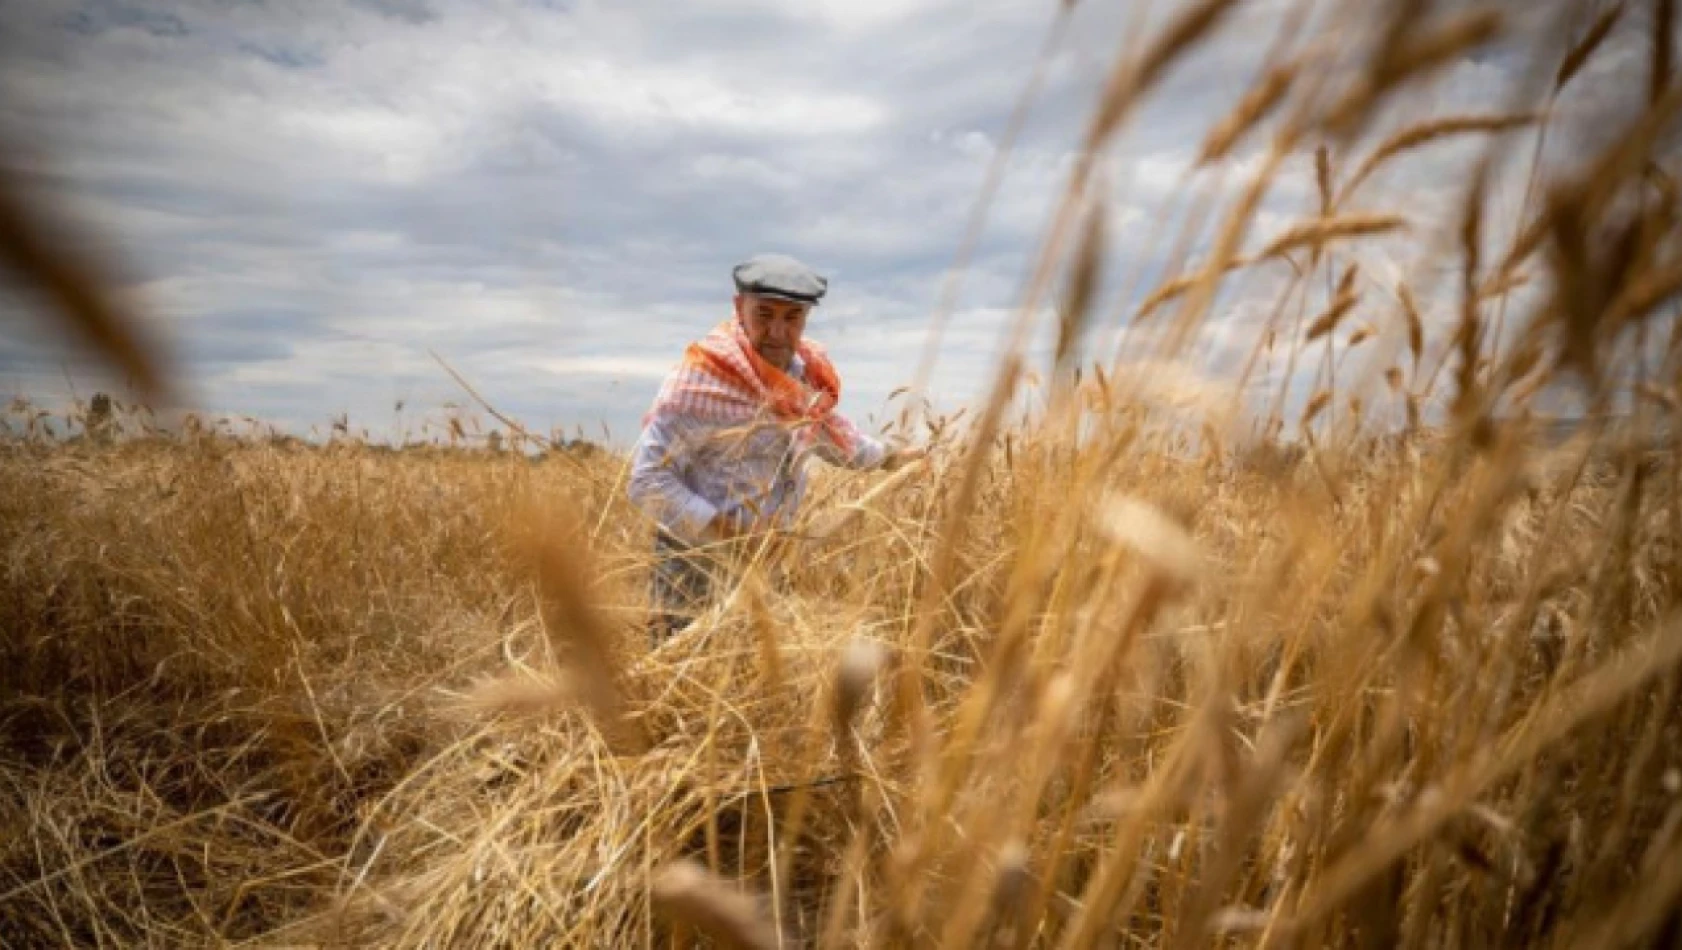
left=705, top=513, right=744, bottom=543
left=705, top=512, right=774, bottom=543
left=880, top=446, right=929, bottom=472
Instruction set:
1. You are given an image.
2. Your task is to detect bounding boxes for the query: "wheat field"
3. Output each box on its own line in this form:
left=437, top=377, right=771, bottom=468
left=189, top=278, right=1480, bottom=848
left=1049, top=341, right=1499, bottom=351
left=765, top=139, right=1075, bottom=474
left=4, top=0, right=1682, bottom=946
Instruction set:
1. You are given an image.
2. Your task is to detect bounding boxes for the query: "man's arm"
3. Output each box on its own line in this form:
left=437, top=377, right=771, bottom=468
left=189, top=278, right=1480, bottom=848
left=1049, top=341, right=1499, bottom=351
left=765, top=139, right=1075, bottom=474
left=627, top=414, right=725, bottom=544
left=808, top=412, right=886, bottom=470
left=811, top=413, right=925, bottom=471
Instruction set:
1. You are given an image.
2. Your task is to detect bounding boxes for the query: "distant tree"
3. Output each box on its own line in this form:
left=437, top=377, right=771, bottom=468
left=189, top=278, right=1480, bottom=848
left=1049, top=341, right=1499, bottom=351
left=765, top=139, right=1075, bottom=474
left=565, top=437, right=603, bottom=460
left=86, top=392, right=115, bottom=445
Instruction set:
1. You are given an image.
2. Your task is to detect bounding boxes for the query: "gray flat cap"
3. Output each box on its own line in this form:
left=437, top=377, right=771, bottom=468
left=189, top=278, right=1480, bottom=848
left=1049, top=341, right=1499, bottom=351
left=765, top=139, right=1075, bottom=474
left=732, top=253, right=828, bottom=305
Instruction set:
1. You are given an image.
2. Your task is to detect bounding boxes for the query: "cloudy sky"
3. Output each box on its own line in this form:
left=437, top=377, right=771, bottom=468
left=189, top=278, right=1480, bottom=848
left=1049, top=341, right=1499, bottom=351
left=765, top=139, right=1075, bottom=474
left=0, top=0, right=1663, bottom=444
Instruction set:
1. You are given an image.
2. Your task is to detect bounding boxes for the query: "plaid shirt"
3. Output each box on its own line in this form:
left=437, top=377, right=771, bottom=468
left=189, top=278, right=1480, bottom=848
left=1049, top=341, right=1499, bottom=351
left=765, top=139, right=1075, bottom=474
left=629, top=353, right=886, bottom=543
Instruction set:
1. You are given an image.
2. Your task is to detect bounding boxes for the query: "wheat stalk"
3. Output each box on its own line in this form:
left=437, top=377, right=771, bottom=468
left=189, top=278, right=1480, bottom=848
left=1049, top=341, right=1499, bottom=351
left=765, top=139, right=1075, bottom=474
left=1256, top=212, right=1408, bottom=260
left=1338, top=113, right=1537, bottom=202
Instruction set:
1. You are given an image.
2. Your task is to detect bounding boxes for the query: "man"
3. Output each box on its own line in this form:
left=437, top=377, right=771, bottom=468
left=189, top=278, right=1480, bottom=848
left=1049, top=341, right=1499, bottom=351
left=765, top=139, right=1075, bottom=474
left=628, top=253, right=925, bottom=642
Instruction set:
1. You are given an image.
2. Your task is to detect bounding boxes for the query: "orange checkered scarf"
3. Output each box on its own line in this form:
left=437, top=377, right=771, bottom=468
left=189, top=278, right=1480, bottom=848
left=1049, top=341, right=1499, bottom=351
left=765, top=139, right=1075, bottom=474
left=646, top=319, right=855, bottom=455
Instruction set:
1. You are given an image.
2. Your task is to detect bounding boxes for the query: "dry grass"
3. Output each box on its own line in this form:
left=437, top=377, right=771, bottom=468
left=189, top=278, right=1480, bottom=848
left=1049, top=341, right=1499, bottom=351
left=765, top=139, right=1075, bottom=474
left=3, top=387, right=1678, bottom=948
left=4, top=0, right=1682, bottom=946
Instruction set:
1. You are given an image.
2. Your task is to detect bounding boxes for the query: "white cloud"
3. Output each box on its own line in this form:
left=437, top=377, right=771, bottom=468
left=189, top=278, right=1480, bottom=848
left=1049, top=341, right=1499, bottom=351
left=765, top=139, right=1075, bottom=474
left=276, top=105, right=460, bottom=184
left=0, top=0, right=1650, bottom=444
left=526, top=355, right=677, bottom=380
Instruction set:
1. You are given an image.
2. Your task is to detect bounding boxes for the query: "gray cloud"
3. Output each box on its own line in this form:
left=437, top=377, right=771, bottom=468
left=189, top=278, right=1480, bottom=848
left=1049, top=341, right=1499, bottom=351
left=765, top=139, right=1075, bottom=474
left=0, top=0, right=1659, bottom=443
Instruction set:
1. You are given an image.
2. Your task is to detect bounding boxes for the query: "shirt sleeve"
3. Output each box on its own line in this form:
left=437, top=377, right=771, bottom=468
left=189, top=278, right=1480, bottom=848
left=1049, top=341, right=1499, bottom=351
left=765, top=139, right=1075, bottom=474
left=627, top=413, right=719, bottom=543
left=810, top=412, right=888, bottom=470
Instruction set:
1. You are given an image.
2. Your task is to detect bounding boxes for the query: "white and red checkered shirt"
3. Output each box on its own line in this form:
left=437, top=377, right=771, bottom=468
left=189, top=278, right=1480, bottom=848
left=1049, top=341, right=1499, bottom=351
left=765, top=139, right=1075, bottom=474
left=628, top=325, right=884, bottom=543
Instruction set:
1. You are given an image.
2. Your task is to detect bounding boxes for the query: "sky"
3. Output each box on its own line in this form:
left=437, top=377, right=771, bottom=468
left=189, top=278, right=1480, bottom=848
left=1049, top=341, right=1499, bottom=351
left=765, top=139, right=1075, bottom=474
left=0, top=0, right=1667, bottom=445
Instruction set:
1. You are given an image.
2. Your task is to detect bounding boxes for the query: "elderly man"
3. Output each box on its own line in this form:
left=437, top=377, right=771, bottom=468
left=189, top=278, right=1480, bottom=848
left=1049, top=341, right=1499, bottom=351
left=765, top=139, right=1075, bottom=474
left=629, top=253, right=924, bottom=642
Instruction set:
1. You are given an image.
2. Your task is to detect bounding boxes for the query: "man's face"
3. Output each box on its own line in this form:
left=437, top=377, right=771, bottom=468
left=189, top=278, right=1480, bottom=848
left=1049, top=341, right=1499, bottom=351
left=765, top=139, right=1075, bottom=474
left=735, top=293, right=809, bottom=371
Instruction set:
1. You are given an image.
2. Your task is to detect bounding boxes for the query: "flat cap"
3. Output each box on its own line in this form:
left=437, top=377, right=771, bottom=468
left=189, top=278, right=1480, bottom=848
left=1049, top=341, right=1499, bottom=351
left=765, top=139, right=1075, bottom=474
left=732, top=253, right=828, bottom=305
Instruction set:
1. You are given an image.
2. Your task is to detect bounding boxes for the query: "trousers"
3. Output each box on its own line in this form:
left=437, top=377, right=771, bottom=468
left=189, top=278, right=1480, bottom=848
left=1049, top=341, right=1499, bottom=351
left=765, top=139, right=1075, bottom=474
left=648, top=529, right=721, bottom=645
